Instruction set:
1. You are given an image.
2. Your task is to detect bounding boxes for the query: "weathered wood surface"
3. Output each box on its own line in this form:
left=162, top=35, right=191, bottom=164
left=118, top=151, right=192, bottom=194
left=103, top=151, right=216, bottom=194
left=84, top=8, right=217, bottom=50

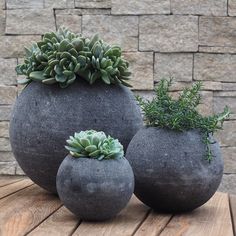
left=0, top=176, right=234, bottom=236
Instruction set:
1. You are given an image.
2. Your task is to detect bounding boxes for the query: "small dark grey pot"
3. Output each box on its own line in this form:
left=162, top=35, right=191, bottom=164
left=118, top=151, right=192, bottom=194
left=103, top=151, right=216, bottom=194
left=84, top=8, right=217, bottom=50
left=126, top=127, right=223, bottom=213
left=9, top=78, right=142, bottom=193
left=56, top=155, right=134, bottom=221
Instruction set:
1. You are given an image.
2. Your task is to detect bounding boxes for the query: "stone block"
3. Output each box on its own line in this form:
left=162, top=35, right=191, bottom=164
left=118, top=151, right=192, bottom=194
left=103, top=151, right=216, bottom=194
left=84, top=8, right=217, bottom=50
left=0, top=137, right=11, bottom=151
left=56, top=14, right=81, bottom=34
left=214, top=92, right=236, bottom=118
left=0, top=58, right=17, bottom=86
left=199, top=46, right=236, bottom=54
left=6, top=9, right=55, bottom=35
left=55, top=8, right=110, bottom=16
left=171, top=0, right=227, bottom=16
left=82, top=15, right=138, bottom=51
left=15, top=164, right=25, bottom=175
left=164, top=81, right=222, bottom=92
left=0, top=9, right=5, bottom=35
left=0, top=121, right=9, bottom=137
left=154, top=53, right=193, bottom=82
left=199, top=17, right=236, bottom=47
left=197, top=91, right=213, bottom=116
left=123, top=52, right=153, bottom=90
left=0, top=86, right=16, bottom=105
left=0, top=161, right=15, bottom=174
left=221, top=147, right=236, bottom=173
left=139, top=15, right=198, bottom=52
left=229, top=0, right=236, bottom=16
left=222, top=82, right=236, bottom=91
left=218, top=174, right=236, bottom=194
left=0, top=35, right=41, bottom=58
left=0, top=105, right=12, bottom=121
left=75, top=0, right=111, bottom=8
left=0, top=152, right=15, bottom=162
left=215, top=121, right=236, bottom=147
left=194, top=53, right=236, bottom=82
left=44, top=0, right=74, bottom=8
left=6, top=0, right=44, bottom=9
left=111, top=0, right=170, bottom=15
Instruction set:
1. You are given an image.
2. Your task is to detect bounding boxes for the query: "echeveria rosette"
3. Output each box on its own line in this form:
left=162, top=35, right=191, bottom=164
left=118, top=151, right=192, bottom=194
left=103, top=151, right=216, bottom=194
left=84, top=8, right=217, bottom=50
left=16, top=27, right=131, bottom=88
left=65, top=130, right=124, bottom=160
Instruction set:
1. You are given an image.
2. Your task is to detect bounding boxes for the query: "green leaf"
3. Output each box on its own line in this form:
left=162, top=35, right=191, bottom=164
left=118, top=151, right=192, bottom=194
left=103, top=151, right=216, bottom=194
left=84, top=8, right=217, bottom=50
left=89, top=34, right=99, bottom=49
left=42, top=78, right=56, bottom=84
left=80, top=138, right=90, bottom=147
left=85, top=145, right=97, bottom=153
left=72, top=38, right=84, bottom=51
left=17, top=78, right=31, bottom=84
left=59, top=39, right=69, bottom=52
left=101, top=70, right=110, bottom=84
left=29, top=71, right=45, bottom=81
left=55, top=74, right=67, bottom=82
left=74, top=63, right=80, bottom=73
left=89, top=150, right=101, bottom=157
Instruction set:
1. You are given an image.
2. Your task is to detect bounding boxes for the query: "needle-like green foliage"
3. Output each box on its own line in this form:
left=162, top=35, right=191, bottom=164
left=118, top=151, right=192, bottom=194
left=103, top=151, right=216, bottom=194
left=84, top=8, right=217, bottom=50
left=136, top=79, right=230, bottom=162
left=65, top=130, right=124, bottom=160
left=16, top=27, right=131, bottom=88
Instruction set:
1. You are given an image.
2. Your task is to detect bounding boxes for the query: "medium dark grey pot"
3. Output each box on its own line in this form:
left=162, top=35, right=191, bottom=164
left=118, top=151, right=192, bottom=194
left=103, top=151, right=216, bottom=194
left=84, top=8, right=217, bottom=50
left=56, top=155, right=134, bottom=221
left=126, top=127, right=223, bottom=212
left=9, top=79, right=142, bottom=193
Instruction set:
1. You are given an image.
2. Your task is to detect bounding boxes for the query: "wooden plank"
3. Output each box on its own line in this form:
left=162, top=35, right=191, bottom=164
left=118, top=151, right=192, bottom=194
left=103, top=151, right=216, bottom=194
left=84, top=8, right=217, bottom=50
left=134, top=210, right=172, bottom=236
left=0, top=176, right=25, bottom=187
left=28, top=206, right=79, bottom=236
left=0, top=179, right=33, bottom=199
left=159, top=192, right=234, bottom=236
left=229, top=194, right=236, bottom=236
left=73, top=196, right=150, bottom=236
left=0, top=185, right=62, bottom=236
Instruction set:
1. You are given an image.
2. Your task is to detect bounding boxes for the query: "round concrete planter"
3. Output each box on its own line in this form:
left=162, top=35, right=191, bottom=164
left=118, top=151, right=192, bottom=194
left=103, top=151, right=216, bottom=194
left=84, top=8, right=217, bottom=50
left=56, top=155, right=134, bottom=221
left=9, top=79, right=142, bottom=193
left=126, top=127, right=223, bottom=212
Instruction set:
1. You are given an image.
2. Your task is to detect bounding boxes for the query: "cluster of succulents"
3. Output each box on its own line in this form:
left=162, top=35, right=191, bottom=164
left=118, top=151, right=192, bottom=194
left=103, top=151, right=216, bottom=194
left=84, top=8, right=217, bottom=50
left=65, top=130, right=124, bottom=160
left=16, top=28, right=131, bottom=88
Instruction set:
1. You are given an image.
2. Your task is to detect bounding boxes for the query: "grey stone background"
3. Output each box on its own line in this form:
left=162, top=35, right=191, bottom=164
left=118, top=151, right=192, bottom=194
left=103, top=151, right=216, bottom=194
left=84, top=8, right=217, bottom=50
left=0, top=0, right=235, bottom=193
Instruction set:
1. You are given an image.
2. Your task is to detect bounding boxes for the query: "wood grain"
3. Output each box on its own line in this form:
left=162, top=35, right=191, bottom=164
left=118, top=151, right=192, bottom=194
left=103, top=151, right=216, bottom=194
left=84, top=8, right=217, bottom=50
left=0, top=179, right=33, bottom=199
left=0, top=176, right=25, bottom=187
left=134, top=210, right=172, bottom=236
left=0, top=184, right=62, bottom=236
left=229, top=194, right=236, bottom=236
left=28, top=206, right=79, bottom=236
left=159, top=192, right=234, bottom=236
left=72, top=196, right=150, bottom=236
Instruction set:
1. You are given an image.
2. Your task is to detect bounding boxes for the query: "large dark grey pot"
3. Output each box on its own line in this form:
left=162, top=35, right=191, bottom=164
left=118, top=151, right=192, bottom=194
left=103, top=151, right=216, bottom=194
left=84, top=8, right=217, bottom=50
left=126, top=127, right=223, bottom=212
left=9, top=79, right=142, bottom=193
left=56, top=155, right=134, bottom=221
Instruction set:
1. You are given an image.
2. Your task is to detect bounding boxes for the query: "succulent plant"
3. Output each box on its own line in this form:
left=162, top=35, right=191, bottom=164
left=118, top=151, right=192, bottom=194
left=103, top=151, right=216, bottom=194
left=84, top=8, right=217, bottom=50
left=16, top=28, right=131, bottom=88
left=65, top=130, right=124, bottom=160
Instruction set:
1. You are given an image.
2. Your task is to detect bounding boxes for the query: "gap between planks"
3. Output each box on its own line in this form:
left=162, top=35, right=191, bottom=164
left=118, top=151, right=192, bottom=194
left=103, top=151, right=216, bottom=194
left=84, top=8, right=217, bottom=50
left=0, top=176, right=26, bottom=188
left=0, top=179, right=34, bottom=200
left=229, top=194, right=236, bottom=236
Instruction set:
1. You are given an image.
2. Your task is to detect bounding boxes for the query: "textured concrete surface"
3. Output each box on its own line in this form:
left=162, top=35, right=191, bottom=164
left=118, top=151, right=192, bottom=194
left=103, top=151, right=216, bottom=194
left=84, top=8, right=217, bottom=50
left=57, top=155, right=134, bottom=220
left=126, top=128, right=223, bottom=212
left=9, top=79, right=142, bottom=193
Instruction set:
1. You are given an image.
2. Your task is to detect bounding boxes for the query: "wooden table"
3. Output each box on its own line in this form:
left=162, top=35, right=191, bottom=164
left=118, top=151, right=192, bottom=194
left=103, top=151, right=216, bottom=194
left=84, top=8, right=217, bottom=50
left=0, top=176, right=235, bottom=236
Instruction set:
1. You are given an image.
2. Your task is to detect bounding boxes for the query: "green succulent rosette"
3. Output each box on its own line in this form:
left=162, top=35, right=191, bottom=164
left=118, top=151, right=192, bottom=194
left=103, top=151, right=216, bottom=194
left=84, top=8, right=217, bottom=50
left=65, top=130, right=124, bottom=160
left=16, top=27, right=131, bottom=88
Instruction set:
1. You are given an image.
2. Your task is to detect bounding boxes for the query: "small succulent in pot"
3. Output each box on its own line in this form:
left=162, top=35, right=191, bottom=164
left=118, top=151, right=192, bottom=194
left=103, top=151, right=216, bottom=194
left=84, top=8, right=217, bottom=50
left=57, top=130, right=134, bottom=221
left=126, top=79, right=230, bottom=212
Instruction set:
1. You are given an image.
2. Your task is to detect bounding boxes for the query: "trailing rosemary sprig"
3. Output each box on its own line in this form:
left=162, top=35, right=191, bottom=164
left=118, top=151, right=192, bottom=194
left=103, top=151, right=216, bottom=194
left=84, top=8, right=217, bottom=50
left=136, top=79, right=230, bottom=162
